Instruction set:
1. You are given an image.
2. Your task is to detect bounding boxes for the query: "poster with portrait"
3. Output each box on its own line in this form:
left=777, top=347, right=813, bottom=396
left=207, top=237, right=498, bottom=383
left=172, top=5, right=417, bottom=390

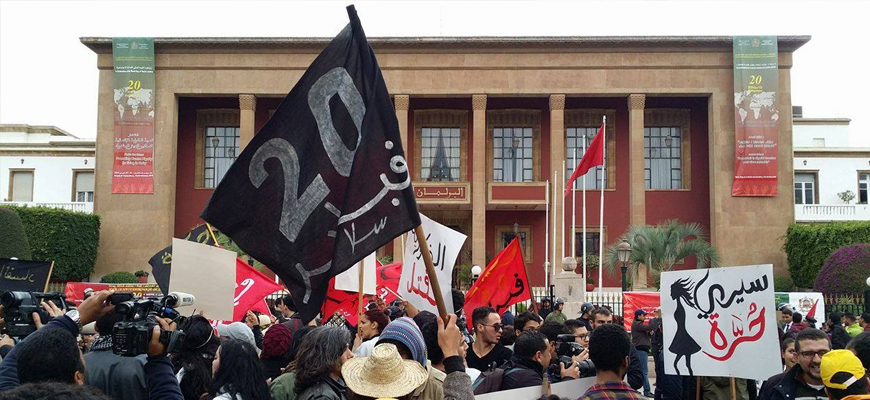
left=661, top=265, right=781, bottom=380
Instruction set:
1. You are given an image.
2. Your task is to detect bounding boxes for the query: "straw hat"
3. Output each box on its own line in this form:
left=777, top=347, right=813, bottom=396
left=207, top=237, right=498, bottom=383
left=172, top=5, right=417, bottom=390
left=342, top=343, right=428, bottom=398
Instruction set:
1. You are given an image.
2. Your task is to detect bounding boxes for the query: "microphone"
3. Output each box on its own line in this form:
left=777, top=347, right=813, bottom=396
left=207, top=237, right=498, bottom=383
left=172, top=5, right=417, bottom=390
left=165, top=292, right=195, bottom=308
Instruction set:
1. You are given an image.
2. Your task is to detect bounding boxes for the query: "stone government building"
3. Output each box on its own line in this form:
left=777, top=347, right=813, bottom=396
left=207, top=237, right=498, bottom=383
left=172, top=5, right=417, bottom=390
left=81, top=36, right=809, bottom=288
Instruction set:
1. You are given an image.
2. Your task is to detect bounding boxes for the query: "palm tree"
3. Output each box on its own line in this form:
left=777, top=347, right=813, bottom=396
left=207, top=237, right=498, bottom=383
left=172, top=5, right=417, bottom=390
left=604, top=220, right=720, bottom=286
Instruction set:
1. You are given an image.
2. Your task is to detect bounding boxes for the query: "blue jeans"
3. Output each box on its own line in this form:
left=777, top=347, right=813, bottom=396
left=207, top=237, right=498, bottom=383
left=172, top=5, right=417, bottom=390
left=636, top=348, right=651, bottom=394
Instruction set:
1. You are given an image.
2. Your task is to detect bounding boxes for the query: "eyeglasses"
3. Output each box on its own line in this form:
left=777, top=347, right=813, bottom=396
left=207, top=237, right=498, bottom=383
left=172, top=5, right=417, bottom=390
left=575, top=334, right=590, bottom=340
left=482, top=323, right=504, bottom=331
left=799, top=350, right=829, bottom=359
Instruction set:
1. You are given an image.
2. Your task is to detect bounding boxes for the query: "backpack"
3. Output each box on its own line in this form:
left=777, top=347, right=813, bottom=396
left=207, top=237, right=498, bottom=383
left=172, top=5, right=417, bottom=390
left=472, top=367, right=521, bottom=395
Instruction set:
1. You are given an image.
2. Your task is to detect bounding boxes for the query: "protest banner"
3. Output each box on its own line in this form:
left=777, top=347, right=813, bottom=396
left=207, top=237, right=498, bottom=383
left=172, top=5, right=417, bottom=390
left=661, top=264, right=780, bottom=380
left=64, top=282, right=163, bottom=306
left=322, top=281, right=360, bottom=326
left=200, top=6, right=420, bottom=322
left=464, top=238, right=531, bottom=330
left=148, top=224, right=217, bottom=295
left=169, top=239, right=236, bottom=321
left=774, top=292, right=825, bottom=326
left=623, top=291, right=660, bottom=332
left=376, top=261, right=401, bottom=304
left=334, top=252, right=376, bottom=294
left=399, top=214, right=466, bottom=315
left=111, top=37, right=155, bottom=194
left=0, top=258, right=53, bottom=292
left=234, top=258, right=284, bottom=321
left=474, top=376, right=594, bottom=400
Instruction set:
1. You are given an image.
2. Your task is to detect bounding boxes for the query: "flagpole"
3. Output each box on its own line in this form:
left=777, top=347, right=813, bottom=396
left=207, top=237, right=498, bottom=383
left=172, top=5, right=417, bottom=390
left=414, top=225, right=448, bottom=318
left=544, top=179, right=550, bottom=292
left=572, top=149, right=577, bottom=262
left=205, top=222, right=219, bottom=245
left=358, top=258, right=365, bottom=319
left=561, top=160, right=566, bottom=260
left=598, top=117, right=606, bottom=295
left=582, top=132, right=588, bottom=290
left=552, top=170, right=557, bottom=290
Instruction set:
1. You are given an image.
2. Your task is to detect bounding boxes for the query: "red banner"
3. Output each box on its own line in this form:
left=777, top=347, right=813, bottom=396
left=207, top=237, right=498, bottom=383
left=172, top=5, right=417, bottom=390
left=322, top=260, right=403, bottom=326
left=64, top=282, right=164, bottom=306
left=376, top=261, right=401, bottom=304
left=623, top=291, right=660, bottom=332
left=464, top=238, right=531, bottom=330
left=234, top=258, right=284, bottom=322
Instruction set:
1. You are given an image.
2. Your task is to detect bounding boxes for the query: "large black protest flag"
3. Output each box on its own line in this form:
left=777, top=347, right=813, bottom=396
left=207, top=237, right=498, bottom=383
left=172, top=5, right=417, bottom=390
left=201, top=6, right=420, bottom=322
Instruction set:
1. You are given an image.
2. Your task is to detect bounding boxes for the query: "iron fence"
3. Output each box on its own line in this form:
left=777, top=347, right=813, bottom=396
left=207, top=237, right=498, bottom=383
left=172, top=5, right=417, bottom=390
left=825, top=294, right=867, bottom=317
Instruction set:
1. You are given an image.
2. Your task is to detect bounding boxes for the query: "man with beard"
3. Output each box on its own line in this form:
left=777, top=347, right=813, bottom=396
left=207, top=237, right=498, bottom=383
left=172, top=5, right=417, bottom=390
left=466, top=306, right=512, bottom=372
left=759, top=328, right=832, bottom=400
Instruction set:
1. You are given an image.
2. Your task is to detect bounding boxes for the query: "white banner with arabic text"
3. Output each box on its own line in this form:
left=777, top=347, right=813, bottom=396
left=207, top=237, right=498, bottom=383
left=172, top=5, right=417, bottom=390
left=398, top=214, right=466, bottom=315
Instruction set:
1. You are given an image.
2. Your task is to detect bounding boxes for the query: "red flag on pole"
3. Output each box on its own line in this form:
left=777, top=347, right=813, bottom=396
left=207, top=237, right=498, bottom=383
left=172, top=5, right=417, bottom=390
left=464, top=238, right=531, bottom=330
left=564, top=124, right=605, bottom=196
left=234, top=258, right=285, bottom=321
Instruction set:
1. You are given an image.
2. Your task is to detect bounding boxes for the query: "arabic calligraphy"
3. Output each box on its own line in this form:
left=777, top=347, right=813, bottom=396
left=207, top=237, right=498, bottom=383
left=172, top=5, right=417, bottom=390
left=405, top=261, right=437, bottom=306
left=0, top=265, right=36, bottom=283
left=702, top=302, right=766, bottom=361
left=415, top=186, right=466, bottom=200
left=411, top=232, right=448, bottom=271
left=489, top=273, right=526, bottom=314
left=693, top=271, right=769, bottom=318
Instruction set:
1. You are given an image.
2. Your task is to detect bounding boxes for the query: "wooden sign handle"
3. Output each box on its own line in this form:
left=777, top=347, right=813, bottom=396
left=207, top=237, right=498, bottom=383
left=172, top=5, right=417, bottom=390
left=414, top=225, right=448, bottom=318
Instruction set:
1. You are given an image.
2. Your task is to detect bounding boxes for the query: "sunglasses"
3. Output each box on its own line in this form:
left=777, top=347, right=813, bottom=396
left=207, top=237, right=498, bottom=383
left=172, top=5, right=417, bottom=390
left=482, top=323, right=504, bottom=331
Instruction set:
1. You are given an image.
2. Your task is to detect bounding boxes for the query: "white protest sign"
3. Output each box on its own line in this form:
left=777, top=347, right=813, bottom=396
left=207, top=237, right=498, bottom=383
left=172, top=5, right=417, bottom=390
left=169, top=239, right=236, bottom=321
left=661, top=264, right=780, bottom=380
left=334, top=252, right=377, bottom=294
left=398, top=214, right=466, bottom=315
left=473, top=376, right=594, bottom=400
left=775, top=292, right=825, bottom=329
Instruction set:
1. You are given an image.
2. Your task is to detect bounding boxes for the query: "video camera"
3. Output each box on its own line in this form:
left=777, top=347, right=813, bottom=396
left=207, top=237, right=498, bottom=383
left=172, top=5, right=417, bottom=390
left=0, top=291, right=68, bottom=338
left=555, top=333, right=595, bottom=377
left=111, top=292, right=194, bottom=357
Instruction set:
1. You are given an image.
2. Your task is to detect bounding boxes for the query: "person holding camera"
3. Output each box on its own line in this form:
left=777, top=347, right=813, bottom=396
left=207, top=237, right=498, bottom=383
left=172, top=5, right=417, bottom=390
left=84, top=311, right=148, bottom=400
left=580, top=324, right=648, bottom=400
left=496, top=331, right=551, bottom=391
left=539, top=321, right=588, bottom=383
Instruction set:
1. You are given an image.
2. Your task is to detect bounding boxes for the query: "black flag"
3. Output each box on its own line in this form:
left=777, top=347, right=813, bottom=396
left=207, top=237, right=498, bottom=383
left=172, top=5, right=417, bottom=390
left=147, top=224, right=216, bottom=295
left=200, top=6, right=420, bottom=322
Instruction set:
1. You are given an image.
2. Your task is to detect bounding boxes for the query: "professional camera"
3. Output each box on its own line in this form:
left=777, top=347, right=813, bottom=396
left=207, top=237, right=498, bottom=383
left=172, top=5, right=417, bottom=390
left=555, top=333, right=595, bottom=377
left=111, top=292, right=194, bottom=357
left=0, top=291, right=68, bottom=338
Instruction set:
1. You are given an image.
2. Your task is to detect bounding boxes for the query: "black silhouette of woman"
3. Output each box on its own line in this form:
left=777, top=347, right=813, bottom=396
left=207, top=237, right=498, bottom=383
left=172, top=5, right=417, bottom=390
left=670, top=277, right=701, bottom=376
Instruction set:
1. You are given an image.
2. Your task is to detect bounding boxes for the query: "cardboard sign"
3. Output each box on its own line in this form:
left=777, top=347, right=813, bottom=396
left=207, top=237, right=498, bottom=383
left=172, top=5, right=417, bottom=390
left=661, top=265, right=780, bottom=380
left=0, top=259, right=53, bottom=292
left=334, top=252, right=377, bottom=294
left=398, top=214, right=466, bottom=315
left=169, top=239, right=236, bottom=321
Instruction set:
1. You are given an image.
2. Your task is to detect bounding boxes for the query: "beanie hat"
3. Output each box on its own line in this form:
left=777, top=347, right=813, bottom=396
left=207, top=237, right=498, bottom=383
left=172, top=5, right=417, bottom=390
left=223, top=322, right=256, bottom=349
left=377, top=317, right=427, bottom=369
left=261, top=323, right=293, bottom=359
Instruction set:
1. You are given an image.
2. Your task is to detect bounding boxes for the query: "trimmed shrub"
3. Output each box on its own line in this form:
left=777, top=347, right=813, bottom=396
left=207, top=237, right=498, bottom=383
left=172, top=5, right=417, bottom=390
left=0, top=206, right=100, bottom=281
left=784, top=222, right=870, bottom=288
left=100, top=271, right=138, bottom=284
left=0, top=208, right=32, bottom=260
left=774, top=276, right=794, bottom=292
left=814, top=244, right=870, bottom=295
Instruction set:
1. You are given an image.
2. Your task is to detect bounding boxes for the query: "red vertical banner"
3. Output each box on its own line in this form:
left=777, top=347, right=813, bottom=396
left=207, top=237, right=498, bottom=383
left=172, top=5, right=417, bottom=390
left=623, top=291, right=660, bottom=332
left=112, top=38, right=155, bottom=194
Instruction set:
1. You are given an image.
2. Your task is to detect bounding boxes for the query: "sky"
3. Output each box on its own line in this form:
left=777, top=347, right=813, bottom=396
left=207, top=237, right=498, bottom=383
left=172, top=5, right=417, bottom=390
left=0, top=0, right=868, bottom=145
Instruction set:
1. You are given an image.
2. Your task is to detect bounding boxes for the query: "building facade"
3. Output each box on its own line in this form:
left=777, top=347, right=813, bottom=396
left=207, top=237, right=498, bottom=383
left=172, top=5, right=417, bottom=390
left=82, top=36, right=807, bottom=287
left=0, top=124, right=95, bottom=213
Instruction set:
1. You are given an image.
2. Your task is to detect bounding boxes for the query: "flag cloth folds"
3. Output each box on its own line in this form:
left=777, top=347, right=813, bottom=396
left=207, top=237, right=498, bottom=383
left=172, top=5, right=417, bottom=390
left=234, top=258, right=285, bottom=321
left=564, top=124, right=604, bottom=196
left=463, top=238, right=531, bottom=330
left=200, top=6, right=420, bottom=322
left=148, top=224, right=216, bottom=295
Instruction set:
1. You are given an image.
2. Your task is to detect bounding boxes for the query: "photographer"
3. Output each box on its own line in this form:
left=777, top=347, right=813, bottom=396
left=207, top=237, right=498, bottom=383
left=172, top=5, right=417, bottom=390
left=580, top=324, right=647, bottom=400
left=84, top=311, right=148, bottom=400
left=539, top=321, right=589, bottom=383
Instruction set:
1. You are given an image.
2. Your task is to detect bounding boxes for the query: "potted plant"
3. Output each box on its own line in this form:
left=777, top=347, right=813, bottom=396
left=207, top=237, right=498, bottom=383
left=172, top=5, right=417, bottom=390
left=574, top=253, right=600, bottom=275
left=586, top=277, right=596, bottom=292
left=134, top=270, right=149, bottom=283
left=838, top=190, right=856, bottom=204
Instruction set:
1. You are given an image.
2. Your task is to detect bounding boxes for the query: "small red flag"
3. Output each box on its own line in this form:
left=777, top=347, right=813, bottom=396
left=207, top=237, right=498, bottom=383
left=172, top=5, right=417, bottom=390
left=234, top=258, right=285, bottom=321
left=464, top=238, right=531, bottom=330
left=376, top=261, right=402, bottom=304
left=564, top=123, right=605, bottom=196
left=321, top=281, right=360, bottom=326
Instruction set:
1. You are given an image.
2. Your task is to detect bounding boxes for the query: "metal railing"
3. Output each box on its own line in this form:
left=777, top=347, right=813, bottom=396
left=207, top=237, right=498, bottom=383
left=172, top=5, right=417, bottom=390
left=0, top=201, right=94, bottom=214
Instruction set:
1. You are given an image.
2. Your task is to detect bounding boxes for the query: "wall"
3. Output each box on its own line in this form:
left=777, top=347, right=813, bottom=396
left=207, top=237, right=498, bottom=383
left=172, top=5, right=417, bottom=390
left=795, top=156, right=870, bottom=205
left=793, top=123, right=850, bottom=148
left=0, top=155, right=94, bottom=202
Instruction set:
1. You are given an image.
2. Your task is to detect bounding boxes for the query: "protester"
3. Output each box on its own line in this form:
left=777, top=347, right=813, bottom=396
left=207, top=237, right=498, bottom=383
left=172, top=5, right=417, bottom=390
left=859, top=313, right=870, bottom=333
left=788, top=313, right=808, bottom=337
left=494, top=331, right=551, bottom=391
left=451, top=289, right=474, bottom=346
left=502, top=310, right=516, bottom=327
left=0, top=381, right=113, bottom=399
left=377, top=316, right=444, bottom=400
left=173, top=315, right=222, bottom=400
left=590, top=307, right=644, bottom=391
left=294, top=326, right=354, bottom=400
left=83, top=311, right=147, bottom=400
left=514, top=312, right=543, bottom=335
left=846, top=332, right=870, bottom=370
left=342, top=343, right=428, bottom=400
left=701, top=377, right=750, bottom=400
left=545, top=298, right=567, bottom=324
left=580, top=324, right=648, bottom=400
left=278, top=295, right=306, bottom=335
left=780, top=305, right=795, bottom=333
left=260, top=323, right=294, bottom=381
left=538, top=321, right=582, bottom=383
left=845, top=313, right=862, bottom=338
left=831, top=313, right=852, bottom=350
left=820, top=349, right=870, bottom=400
left=270, top=326, right=316, bottom=400
left=499, top=326, right=517, bottom=348
left=565, top=319, right=590, bottom=348
left=208, top=338, right=271, bottom=400
left=577, top=302, right=594, bottom=331
left=539, top=298, right=553, bottom=320
left=759, top=328, right=832, bottom=400
left=782, top=337, right=798, bottom=371
left=631, top=309, right=654, bottom=397
left=218, top=322, right=258, bottom=350
left=354, top=309, right=390, bottom=357
left=466, top=306, right=512, bottom=372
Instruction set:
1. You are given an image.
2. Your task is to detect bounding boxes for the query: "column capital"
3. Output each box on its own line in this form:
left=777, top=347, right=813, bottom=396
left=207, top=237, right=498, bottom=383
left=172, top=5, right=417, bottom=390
left=394, top=95, right=409, bottom=111
left=239, top=94, right=256, bottom=111
left=472, top=94, right=487, bottom=110
left=549, top=94, right=566, bottom=111
left=628, top=94, right=646, bottom=110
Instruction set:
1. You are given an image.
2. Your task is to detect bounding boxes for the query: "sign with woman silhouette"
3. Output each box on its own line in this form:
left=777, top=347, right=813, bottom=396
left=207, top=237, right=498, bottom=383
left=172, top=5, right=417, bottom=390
left=660, top=264, right=781, bottom=380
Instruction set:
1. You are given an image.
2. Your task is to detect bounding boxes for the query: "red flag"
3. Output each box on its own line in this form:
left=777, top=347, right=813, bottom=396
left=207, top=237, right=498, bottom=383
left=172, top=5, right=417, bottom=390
left=234, top=258, right=285, bottom=321
left=564, top=123, right=605, bottom=196
left=464, top=238, right=531, bottom=330
left=321, top=279, right=360, bottom=326
left=376, top=261, right=402, bottom=304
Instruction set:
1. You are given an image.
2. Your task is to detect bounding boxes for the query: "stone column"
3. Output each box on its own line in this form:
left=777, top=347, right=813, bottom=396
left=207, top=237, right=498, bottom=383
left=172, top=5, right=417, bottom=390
left=628, top=94, right=649, bottom=288
left=393, top=95, right=410, bottom=262
left=238, top=95, right=256, bottom=151
left=472, top=94, right=487, bottom=268
left=549, top=94, right=566, bottom=274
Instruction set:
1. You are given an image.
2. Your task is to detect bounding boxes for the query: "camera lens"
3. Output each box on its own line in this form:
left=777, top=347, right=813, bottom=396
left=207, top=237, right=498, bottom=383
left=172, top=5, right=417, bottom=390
left=0, top=291, right=29, bottom=308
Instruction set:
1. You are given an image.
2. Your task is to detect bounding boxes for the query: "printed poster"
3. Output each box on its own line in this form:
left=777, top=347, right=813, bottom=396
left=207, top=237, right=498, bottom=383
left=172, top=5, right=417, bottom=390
left=112, top=37, right=155, bottom=194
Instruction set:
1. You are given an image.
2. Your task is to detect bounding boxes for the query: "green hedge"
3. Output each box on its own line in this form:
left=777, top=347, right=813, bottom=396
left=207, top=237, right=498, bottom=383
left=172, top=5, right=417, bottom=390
left=0, top=206, right=100, bottom=281
left=0, top=208, right=32, bottom=260
left=100, top=271, right=137, bottom=283
left=784, top=221, right=870, bottom=288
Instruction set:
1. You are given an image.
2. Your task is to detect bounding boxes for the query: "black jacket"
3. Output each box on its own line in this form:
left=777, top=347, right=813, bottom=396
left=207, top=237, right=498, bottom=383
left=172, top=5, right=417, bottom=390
left=296, top=376, right=348, bottom=400
left=499, top=356, right=546, bottom=391
left=758, top=365, right=818, bottom=400
left=627, top=343, right=644, bottom=390
left=632, top=319, right=653, bottom=351
left=831, top=325, right=851, bottom=349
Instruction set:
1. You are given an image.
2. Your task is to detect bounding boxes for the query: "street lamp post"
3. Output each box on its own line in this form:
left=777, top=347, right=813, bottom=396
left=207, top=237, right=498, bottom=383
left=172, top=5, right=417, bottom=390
left=617, top=239, right=632, bottom=293
left=864, top=277, right=870, bottom=314
left=471, top=265, right=482, bottom=286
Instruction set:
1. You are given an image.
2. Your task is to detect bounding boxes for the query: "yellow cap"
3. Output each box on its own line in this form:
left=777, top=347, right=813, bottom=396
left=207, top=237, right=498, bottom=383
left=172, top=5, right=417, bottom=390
left=821, top=349, right=866, bottom=390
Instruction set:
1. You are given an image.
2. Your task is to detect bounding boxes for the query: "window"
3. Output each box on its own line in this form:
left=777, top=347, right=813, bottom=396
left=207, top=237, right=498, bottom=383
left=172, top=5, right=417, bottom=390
left=644, top=127, right=683, bottom=189
left=9, top=170, right=34, bottom=202
left=574, top=231, right=601, bottom=258
left=204, top=127, right=240, bottom=188
left=495, top=225, right=532, bottom=263
left=73, top=171, right=94, bottom=202
left=812, top=138, right=826, bottom=148
left=421, top=128, right=460, bottom=181
left=493, top=127, right=533, bottom=182
left=794, top=173, right=817, bottom=205
left=859, top=173, right=870, bottom=204
left=566, top=127, right=605, bottom=190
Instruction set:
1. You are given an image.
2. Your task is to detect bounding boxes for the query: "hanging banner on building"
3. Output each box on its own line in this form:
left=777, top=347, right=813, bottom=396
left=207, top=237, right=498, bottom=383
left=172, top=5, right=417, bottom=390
left=0, top=259, right=54, bottom=292
left=775, top=292, right=825, bottom=329
left=623, top=291, right=660, bottom=333
left=112, top=37, right=155, bottom=194
left=64, top=282, right=164, bottom=306
left=399, top=214, right=466, bottom=315
left=661, top=265, right=780, bottom=380
left=732, top=36, right=779, bottom=196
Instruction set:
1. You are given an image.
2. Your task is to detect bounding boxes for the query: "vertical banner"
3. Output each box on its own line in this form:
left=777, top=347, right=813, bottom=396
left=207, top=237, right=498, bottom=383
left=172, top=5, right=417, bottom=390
left=399, top=214, right=466, bottom=315
left=732, top=36, right=779, bottom=196
left=112, top=37, right=155, bottom=194
left=661, top=265, right=780, bottom=380
left=623, top=291, right=660, bottom=332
